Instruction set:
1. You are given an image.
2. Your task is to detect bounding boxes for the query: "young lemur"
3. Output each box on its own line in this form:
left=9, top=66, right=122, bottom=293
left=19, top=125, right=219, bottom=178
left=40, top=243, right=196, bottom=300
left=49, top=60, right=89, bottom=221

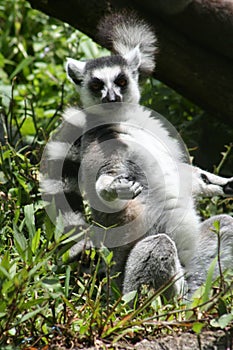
left=41, top=11, right=233, bottom=298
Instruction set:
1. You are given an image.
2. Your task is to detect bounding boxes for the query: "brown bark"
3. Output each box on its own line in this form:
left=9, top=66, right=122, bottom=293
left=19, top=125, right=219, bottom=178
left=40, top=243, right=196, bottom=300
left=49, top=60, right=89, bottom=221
left=27, top=0, right=233, bottom=125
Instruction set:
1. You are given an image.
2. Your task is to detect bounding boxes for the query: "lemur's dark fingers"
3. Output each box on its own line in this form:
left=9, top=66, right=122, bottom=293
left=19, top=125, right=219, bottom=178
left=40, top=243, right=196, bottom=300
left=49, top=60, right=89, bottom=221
left=115, top=181, right=143, bottom=200
left=223, top=180, right=233, bottom=196
left=131, top=182, right=143, bottom=198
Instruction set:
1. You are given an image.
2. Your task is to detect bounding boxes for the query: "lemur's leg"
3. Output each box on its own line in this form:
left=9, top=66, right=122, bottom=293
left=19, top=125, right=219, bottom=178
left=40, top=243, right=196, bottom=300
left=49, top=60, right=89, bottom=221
left=123, top=234, right=186, bottom=299
left=187, top=214, right=233, bottom=296
left=191, top=166, right=233, bottom=198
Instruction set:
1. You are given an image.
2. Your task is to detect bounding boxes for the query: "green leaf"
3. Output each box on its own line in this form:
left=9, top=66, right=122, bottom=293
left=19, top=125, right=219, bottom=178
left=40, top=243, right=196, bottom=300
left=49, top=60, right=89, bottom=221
left=0, top=171, right=7, bottom=184
left=218, top=297, right=228, bottom=316
left=31, top=228, right=41, bottom=254
left=0, top=252, right=10, bottom=271
left=20, top=118, right=36, bottom=136
left=10, top=56, right=34, bottom=79
left=0, top=266, right=11, bottom=280
left=17, top=307, right=45, bottom=324
left=78, top=36, right=99, bottom=59
left=99, top=245, right=113, bottom=265
left=61, top=296, right=77, bottom=313
left=13, top=227, right=27, bottom=259
left=0, top=53, right=5, bottom=68
left=202, top=256, right=217, bottom=304
left=24, top=204, right=36, bottom=239
left=210, top=313, right=233, bottom=329
left=0, top=84, right=12, bottom=108
left=192, top=322, right=205, bottom=334
left=122, top=290, right=137, bottom=304
left=54, top=212, right=64, bottom=243
left=42, top=278, right=60, bottom=286
left=60, top=227, right=84, bottom=245
left=213, top=220, right=220, bottom=232
left=22, top=298, right=47, bottom=310
left=8, top=327, right=16, bottom=336
left=105, top=251, right=113, bottom=265
left=13, top=172, right=29, bottom=193
left=65, top=265, right=71, bottom=298
left=44, top=213, right=55, bottom=242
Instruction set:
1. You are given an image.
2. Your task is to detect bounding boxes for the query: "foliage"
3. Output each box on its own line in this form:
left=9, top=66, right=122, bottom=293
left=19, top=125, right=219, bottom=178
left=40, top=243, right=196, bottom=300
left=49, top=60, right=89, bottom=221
left=141, top=79, right=233, bottom=176
left=0, top=0, right=232, bottom=348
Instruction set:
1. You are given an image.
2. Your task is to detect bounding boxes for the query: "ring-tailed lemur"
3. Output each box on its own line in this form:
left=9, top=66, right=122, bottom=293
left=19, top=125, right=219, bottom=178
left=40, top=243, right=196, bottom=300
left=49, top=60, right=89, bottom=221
left=41, top=11, right=233, bottom=298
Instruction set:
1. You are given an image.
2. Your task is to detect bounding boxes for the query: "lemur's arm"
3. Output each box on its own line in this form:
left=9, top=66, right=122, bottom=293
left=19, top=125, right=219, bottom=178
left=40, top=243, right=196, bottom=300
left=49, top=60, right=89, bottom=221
left=191, top=166, right=233, bottom=198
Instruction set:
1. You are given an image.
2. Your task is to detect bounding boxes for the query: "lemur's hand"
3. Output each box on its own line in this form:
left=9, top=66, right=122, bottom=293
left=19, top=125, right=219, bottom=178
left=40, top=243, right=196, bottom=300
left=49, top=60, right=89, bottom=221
left=96, top=174, right=143, bottom=202
left=223, top=178, right=233, bottom=196
left=191, top=166, right=233, bottom=198
left=110, top=174, right=143, bottom=200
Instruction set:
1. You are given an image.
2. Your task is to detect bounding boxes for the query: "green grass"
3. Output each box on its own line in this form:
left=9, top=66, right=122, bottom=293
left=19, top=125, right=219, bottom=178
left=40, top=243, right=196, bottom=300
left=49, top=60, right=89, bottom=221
left=0, top=0, right=233, bottom=348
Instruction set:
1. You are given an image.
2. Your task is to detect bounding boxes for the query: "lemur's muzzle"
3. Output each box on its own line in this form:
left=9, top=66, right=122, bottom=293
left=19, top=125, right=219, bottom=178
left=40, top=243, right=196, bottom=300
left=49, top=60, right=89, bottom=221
left=223, top=180, right=233, bottom=195
left=102, top=89, right=121, bottom=103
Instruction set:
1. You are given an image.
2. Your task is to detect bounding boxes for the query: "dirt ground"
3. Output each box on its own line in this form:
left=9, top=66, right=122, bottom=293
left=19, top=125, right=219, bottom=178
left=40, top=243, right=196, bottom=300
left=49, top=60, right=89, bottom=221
left=49, top=330, right=232, bottom=349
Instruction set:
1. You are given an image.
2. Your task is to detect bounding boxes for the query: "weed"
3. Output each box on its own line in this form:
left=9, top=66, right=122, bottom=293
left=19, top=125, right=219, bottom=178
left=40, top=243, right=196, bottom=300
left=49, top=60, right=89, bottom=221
left=0, top=0, right=232, bottom=348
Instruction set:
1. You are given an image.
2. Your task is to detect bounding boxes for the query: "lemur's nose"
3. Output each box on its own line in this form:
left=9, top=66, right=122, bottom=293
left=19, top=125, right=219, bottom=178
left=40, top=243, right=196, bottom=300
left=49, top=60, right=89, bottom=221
left=102, top=90, right=121, bottom=103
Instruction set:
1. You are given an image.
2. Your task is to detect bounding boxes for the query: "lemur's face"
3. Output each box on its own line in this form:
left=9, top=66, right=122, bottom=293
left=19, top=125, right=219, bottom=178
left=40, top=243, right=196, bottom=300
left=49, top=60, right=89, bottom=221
left=66, top=48, right=141, bottom=107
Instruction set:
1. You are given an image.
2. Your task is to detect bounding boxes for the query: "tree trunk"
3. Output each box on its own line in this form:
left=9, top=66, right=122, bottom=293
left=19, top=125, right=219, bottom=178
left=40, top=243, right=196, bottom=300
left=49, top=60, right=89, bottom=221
left=27, top=0, right=233, bottom=125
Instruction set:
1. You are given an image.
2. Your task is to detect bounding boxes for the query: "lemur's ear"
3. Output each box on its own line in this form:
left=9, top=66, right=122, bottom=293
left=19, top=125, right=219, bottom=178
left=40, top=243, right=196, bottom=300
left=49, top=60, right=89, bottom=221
left=123, top=46, right=141, bottom=73
left=66, top=58, right=86, bottom=85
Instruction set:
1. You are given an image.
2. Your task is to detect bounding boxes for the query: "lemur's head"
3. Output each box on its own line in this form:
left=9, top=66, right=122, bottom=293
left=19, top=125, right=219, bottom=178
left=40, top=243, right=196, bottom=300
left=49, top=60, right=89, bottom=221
left=66, top=47, right=141, bottom=107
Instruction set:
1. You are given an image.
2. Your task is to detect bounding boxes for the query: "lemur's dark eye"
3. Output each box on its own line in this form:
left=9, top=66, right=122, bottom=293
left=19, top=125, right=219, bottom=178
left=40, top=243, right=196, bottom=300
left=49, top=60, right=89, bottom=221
left=89, top=78, right=104, bottom=92
left=201, top=173, right=211, bottom=185
left=115, top=74, right=128, bottom=88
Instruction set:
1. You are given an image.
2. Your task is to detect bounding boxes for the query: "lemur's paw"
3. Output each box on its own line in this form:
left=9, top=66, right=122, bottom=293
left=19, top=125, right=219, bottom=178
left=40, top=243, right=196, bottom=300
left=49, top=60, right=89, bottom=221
left=96, top=174, right=142, bottom=202
left=223, top=179, right=233, bottom=196
left=110, top=175, right=143, bottom=200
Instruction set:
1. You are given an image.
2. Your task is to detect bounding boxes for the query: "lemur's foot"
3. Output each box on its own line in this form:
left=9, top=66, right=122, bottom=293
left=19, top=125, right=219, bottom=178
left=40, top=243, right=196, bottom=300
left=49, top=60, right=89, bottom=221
left=123, top=234, right=186, bottom=299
